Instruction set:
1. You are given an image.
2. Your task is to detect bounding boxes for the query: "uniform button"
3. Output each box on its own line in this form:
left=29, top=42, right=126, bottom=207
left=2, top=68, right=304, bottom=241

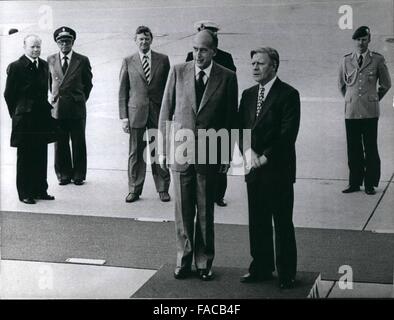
left=359, top=94, right=361, bottom=96
left=360, top=73, right=362, bottom=75
left=359, top=87, right=362, bottom=89
left=359, top=80, right=362, bottom=82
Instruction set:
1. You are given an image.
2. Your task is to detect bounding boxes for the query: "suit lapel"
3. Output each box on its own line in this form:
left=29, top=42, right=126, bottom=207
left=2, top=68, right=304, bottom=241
left=64, top=52, right=81, bottom=79
left=54, top=53, right=66, bottom=86
left=150, top=51, right=159, bottom=82
left=198, top=62, right=222, bottom=114
left=131, top=53, right=147, bottom=82
left=252, top=78, right=281, bottom=129
left=185, top=62, right=197, bottom=114
left=247, top=85, right=259, bottom=126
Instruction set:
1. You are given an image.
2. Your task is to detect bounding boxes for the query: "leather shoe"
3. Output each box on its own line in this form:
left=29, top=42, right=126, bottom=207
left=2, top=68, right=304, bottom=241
left=125, top=193, right=140, bottom=203
left=342, top=186, right=360, bottom=193
left=240, top=272, right=273, bottom=283
left=216, top=199, right=227, bottom=207
left=198, top=269, right=214, bottom=281
left=159, top=192, right=171, bottom=202
left=365, top=187, right=376, bottom=195
left=59, top=179, right=71, bottom=185
left=35, top=193, right=55, bottom=200
left=73, top=179, right=84, bottom=186
left=279, top=278, right=296, bottom=289
left=20, top=198, right=36, bottom=204
left=173, top=267, right=192, bottom=279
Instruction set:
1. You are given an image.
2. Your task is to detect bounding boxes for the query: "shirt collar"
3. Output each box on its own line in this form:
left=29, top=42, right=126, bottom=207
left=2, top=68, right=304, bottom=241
left=25, top=55, right=38, bottom=64
left=260, top=75, right=277, bottom=99
left=195, top=61, right=213, bottom=78
left=60, top=50, right=73, bottom=61
left=139, top=50, right=151, bottom=61
left=356, top=50, right=369, bottom=60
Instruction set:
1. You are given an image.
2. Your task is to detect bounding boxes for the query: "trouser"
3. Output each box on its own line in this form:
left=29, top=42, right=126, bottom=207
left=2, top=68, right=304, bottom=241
left=246, top=179, right=297, bottom=281
left=345, top=118, right=380, bottom=187
left=128, top=126, right=170, bottom=195
left=55, top=118, right=87, bottom=182
left=17, top=143, right=48, bottom=199
left=172, top=166, right=216, bottom=270
left=214, top=172, right=227, bottom=201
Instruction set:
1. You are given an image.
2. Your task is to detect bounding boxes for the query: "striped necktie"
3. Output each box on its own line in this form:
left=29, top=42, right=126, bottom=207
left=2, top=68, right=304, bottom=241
left=142, top=55, right=150, bottom=83
left=256, top=86, right=265, bottom=118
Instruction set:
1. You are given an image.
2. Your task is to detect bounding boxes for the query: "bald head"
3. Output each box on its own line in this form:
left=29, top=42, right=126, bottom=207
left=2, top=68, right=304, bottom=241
left=192, top=30, right=217, bottom=69
left=23, top=34, right=42, bottom=59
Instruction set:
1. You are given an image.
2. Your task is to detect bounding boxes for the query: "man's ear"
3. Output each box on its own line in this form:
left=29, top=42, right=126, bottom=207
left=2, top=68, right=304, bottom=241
left=212, top=48, right=217, bottom=57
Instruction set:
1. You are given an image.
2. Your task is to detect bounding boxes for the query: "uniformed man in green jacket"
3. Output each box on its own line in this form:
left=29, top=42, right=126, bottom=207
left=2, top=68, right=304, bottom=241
left=338, top=26, right=391, bottom=195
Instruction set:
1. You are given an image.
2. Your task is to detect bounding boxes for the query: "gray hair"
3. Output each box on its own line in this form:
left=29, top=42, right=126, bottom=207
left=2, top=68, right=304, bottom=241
left=23, top=34, right=42, bottom=45
left=250, top=47, right=279, bottom=72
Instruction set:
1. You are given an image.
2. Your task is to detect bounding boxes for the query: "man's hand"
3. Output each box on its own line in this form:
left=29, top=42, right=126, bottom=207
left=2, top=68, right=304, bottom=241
left=159, top=154, right=169, bottom=170
left=244, top=148, right=268, bottom=171
left=122, top=119, right=129, bottom=133
left=218, top=164, right=230, bottom=174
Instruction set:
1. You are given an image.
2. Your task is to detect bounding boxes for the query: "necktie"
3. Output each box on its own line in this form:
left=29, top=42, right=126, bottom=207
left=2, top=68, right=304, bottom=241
left=33, top=59, right=38, bottom=69
left=195, top=70, right=206, bottom=110
left=256, top=86, right=265, bottom=118
left=142, top=55, right=150, bottom=83
left=358, top=55, right=363, bottom=68
left=62, top=56, right=69, bottom=74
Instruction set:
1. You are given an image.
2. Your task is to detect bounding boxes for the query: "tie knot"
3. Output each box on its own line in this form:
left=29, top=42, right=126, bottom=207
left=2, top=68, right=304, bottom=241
left=143, top=55, right=148, bottom=60
left=63, top=56, right=68, bottom=61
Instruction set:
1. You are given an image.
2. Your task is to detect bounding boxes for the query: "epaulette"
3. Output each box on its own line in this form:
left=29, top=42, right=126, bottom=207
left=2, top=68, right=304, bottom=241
left=344, top=52, right=352, bottom=57
left=371, top=51, right=382, bottom=56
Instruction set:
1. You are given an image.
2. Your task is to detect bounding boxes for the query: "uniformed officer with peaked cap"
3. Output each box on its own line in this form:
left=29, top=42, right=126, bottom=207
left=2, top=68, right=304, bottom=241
left=53, top=26, right=76, bottom=42
left=338, top=26, right=391, bottom=195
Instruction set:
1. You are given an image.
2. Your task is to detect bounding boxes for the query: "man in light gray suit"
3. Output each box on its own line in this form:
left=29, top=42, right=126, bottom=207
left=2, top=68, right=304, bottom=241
left=48, top=26, right=93, bottom=186
left=119, top=26, right=171, bottom=203
left=159, top=30, right=238, bottom=280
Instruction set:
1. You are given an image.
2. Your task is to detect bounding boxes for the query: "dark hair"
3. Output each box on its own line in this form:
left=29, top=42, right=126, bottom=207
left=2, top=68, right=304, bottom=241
left=135, top=25, right=153, bottom=39
left=250, top=47, right=280, bottom=72
left=198, top=29, right=218, bottom=49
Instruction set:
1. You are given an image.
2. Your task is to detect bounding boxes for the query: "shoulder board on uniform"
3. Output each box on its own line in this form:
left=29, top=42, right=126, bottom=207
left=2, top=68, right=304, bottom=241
left=344, top=52, right=352, bottom=57
left=371, top=51, right=382, bottom=56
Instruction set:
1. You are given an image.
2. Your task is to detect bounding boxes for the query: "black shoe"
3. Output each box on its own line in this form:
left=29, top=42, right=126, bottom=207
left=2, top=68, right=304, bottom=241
left=73, top=179, right=84, bottom=186
left=20, top=198, right=36, bottom=204
left=198, top=269, right=214, bottom=281
left=173, top=267, right=192, bottom=280
left=279, top=278, right=296, bottom=289
left=59, top=179, right=71, bottom=186
left=159, top=192, right=171, bottom=202
left=342, top=186, right=360, bottom=193
left=35, top=193, right=55, bottom=200
left=240, top=272, right=273, bottom=283
left=216, top=199, right=227, bottom=207
left=125, top=193, right=140, bottom=203
left=365, top=186, right=376, bottom=195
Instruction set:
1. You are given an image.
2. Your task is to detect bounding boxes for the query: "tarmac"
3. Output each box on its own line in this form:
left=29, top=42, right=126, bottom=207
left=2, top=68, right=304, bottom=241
left=0, top=0, right=394, bottom=299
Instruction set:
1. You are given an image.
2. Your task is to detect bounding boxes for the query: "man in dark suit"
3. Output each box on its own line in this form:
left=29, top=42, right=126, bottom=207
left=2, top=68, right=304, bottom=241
left=185, top=20, right=236, bottom=207
left=4, top=34, right=55, bottom=204
left=159, top=30, right=238, bottom=281
left=238, top=47, right=300, bottom=289
left=48, top=26, right=93, bottom=186
left=119, top=25, right=171, bottom=203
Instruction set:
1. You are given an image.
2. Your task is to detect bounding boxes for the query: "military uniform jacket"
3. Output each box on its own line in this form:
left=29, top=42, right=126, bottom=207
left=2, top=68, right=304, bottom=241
left=338, top=50, right=391, bottom=119
left=47, top=51, right=93, bottom=119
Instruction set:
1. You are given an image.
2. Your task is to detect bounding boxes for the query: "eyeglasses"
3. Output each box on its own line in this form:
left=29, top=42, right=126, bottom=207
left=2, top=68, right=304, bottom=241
left=56, top=39, right=73, bottom=45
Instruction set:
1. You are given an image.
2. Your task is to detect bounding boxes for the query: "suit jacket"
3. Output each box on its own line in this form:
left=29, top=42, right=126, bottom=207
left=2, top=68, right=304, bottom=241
left=159, top=61, right=238, bottom=173
left=119, top=51, right=170, bottom=128
left=47, top=51, right=93, bottom=119
left=4, top=55, right=53, bottom=147
left=338, top=50, right=391, bottom=119
left=238, top=78, right=300, bottom=184
left=186, top=48, right=236, bottom=72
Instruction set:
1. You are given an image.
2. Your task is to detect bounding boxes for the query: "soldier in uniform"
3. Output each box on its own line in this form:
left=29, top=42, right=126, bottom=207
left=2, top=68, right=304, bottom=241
left=338, top=26, right=391, bottom=195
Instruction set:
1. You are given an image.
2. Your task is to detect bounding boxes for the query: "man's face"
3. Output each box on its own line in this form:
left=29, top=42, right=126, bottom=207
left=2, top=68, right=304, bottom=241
left=57, top=38, right=74, bottom=54
left=24, top=37, right=41, bottom=59
left=354, top=35, right=370, bottom=54
left=192, top=32, right=216, bottom=69
left=135, top=32, right=152, bottom=54
left=251, top=52, right=276, bottom=85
